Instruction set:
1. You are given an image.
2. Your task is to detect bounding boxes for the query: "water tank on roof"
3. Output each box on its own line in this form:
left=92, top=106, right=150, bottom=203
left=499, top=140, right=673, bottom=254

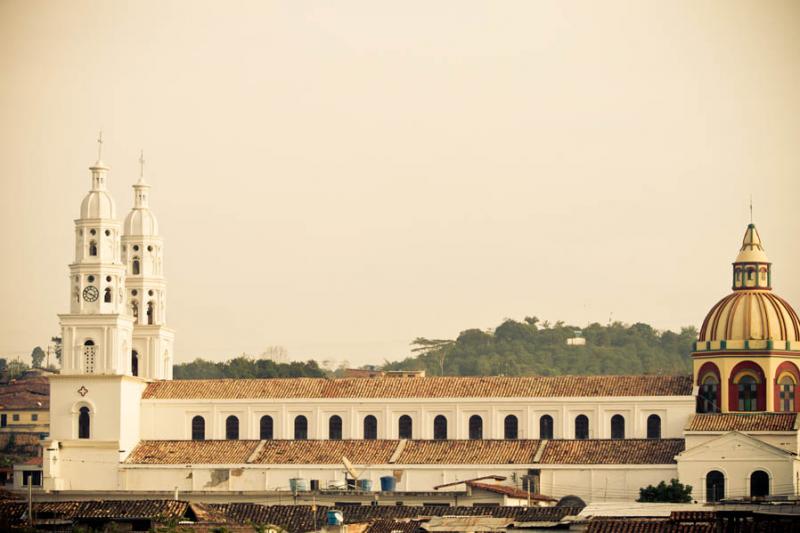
left=327, top=510, right=344, bottom=526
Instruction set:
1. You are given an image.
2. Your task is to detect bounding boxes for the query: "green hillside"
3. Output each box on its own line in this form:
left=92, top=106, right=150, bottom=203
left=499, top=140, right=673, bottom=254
left=382, top=317, right=695, bottom=376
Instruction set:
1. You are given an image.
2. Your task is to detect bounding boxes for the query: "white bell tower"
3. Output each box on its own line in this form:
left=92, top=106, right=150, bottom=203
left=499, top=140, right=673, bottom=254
left=45, top=136, right=146, bottom=491
left=58, top=136, right=134, bottom=375
left=122, top=150, right=175, bottom=379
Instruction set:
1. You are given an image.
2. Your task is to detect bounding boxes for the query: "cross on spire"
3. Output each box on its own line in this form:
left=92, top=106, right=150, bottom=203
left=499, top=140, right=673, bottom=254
left=139, top=149, right=145, bottom=178
left=96, top=131, right=103, bottom=161
left=749, top=195, right=753, bottom=224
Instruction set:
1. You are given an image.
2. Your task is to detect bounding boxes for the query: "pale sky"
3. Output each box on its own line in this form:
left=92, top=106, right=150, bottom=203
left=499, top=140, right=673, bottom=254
left=1, top=1, right=799, bottom=367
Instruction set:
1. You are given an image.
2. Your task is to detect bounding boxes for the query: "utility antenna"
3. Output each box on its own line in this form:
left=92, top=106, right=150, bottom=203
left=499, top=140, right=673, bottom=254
left=139, top=149, right=145, bottom=178
left=96, top=131, right=104, bottom=160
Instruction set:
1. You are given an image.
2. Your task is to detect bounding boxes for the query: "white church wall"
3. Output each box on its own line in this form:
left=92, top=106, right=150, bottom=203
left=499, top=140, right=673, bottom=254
left=685, top=432, right=799, bottom=455
left=138, top=397, right=694, bottom=441
left=117, top=462, right=678, bottom=500
left=539, top=465, right=678, bottom=502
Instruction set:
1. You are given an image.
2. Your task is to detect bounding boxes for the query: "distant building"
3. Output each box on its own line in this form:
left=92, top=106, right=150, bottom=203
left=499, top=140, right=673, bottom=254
left=0, top=371, right=50, bottom=435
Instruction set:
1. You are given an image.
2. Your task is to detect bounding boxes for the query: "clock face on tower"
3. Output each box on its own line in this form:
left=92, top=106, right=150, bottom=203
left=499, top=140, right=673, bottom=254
left=82, top=285, right=99, bottom=302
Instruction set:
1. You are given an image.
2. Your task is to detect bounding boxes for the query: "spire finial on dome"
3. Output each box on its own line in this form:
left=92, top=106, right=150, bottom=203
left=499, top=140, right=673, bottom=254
left=97, top=130, right=103, bottom=161
left=138, top=149, right=146, bottom=183
left=749, top=195, right=753, bottom=225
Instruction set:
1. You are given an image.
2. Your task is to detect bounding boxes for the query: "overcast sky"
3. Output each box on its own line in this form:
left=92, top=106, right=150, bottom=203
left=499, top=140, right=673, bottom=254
left=1, top=1, right=799, bottom=367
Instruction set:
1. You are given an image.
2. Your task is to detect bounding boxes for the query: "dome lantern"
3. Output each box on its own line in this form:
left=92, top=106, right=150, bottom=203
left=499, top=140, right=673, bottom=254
left=732, top=223, right=771, bottom=291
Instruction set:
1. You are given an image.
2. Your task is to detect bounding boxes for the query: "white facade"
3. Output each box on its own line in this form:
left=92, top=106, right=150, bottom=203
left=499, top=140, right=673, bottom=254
left=139, top=396, right=691, bottom=441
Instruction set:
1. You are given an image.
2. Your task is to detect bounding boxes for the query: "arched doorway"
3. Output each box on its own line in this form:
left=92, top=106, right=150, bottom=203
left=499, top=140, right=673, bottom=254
left=750, top=470, right=769, bottom=498
left=706, top=470, right=725, bottom=502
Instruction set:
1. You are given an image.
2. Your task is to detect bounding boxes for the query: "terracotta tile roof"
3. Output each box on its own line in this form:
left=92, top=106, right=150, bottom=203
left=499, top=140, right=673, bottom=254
left=126, top=438, right=682, bottom=466
left=0, top=500, right=189, bottom=525
left=364, top=519, right=420, bottom=533
left=397, top=440, right=540, bottom=464
left=253, top=439, right=399, bottom=464
left=686, top=413, right=797, bottom=432
left=143, top=375, right=693, bottom=400
left=212, top=503, right=581, bottom=530
left=0, top=390, right=49, bottom=410
left=538, top=439, right=684, bottom=465
left=125, top=440, right=260, bottom=464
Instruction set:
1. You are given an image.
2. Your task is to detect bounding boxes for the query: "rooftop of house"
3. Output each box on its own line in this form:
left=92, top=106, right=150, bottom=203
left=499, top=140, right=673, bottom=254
left=0, top=375, right=49, bottom=410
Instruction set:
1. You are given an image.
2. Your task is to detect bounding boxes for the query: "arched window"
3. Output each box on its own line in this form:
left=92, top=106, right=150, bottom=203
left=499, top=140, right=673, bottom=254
left=78, top=406, right=90, bottom=439
left=433, top=415, right=447, bottom=440
left=364, top=415, right=378, bottom=440
left=89, top=241, right=97, bottom=256
left=750, top=470, right=769, bottom=498
left=191, top=416, right=205, bottom=440
left=225, top=415, right=239, bottom=439
left=468, top=415, right=483, bottom=440
left=132, top=257, right=140, bottom=275
left=698, top=373, right=720, bottom=413
left=776, top=366, right=798, bottom=412
left=294, top=415, right=308, bottom=440
left=104, top=287, right=112, bottom=303
left=329, top=415, right=343, bottom=440
left=399, top=415, right=413, bottom=439
left=147, top=301, right=154, bottom=325
left=260, top=415, right=273, bottom=440
left=539, top=415, right=554, bottom=440
left=729, top=362, right=766, bottom=412
left=610, top=415, right=625, bottom=439
left=706, top=471, right=725, bottom=502
left=647, top=414, right=661, bottom=439
left=83, top=340, right=96, bottom=374
left=575, top=415, right=589, bottom=440
left=737, top=375, right=758, bottom=411
left=131, top=350, right=138, bottom=377
left=504, top=415, right=519, bottom=439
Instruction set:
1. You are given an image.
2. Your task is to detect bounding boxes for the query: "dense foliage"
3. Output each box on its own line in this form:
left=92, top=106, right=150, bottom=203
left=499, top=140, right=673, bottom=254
left=638, top=479, right=693, bottom=503
left=173, top=356, right=326, bottom=380
left=383, top=317, right=695, bottom=376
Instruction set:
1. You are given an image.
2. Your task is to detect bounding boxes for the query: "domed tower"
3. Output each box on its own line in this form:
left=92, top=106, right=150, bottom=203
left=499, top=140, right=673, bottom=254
left=694, top=224, right=800, bottom=413
left=58, top=142, right=134, bottom=375
left=121, top=151, right=174, bottom=380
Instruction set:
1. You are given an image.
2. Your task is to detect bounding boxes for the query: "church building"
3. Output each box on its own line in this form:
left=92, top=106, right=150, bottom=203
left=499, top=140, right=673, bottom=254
left=41, top=149, right=800, bottom=503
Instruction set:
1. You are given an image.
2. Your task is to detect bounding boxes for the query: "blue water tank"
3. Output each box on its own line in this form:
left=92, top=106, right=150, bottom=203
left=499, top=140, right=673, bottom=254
left=327, top=510, right=344, bottom=525
left=380, top=475, right=396, bottom=491
left=358, top=479, right=372, bottom=491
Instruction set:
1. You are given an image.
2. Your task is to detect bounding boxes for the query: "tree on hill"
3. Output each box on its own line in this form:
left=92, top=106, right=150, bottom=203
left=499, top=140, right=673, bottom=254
left=173, top=357, right=326, bottom=380
left=383, top=318, right=695, bottom=376
left=31, top=346, right=45, bottom=368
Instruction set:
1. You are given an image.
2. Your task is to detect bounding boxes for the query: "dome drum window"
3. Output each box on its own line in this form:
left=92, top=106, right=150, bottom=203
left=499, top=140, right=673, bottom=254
left=728, top=361, right=766, bottom=412
left=774, top=362, right=800, bottom=412
left=697, top=362, right=721, bottom=414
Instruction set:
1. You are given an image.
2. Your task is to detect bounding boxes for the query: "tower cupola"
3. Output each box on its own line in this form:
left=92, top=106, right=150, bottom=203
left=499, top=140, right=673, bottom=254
left=732, top=223, right=771, bottom=290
